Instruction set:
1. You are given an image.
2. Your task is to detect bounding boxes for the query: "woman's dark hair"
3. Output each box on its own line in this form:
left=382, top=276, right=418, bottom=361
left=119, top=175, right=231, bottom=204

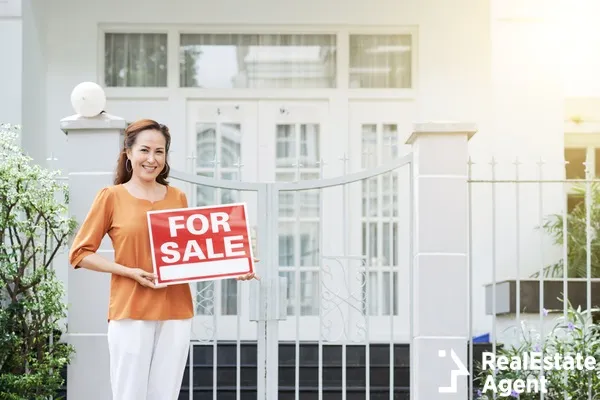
left=114, top=119, right=171, bottom=185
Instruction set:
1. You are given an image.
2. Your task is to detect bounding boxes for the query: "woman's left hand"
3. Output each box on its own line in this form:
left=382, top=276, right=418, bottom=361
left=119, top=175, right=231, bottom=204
left=236, top=258, right=260, bottom=281
left=237, top=272, right=258, bottom=281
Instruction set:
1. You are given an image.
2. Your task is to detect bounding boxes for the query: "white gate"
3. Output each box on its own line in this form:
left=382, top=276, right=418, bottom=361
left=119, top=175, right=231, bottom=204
left=170, top=151, right=412, bottom=399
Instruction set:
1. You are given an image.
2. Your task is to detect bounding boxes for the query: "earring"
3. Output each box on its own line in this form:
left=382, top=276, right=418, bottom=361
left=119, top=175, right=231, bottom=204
left=126, top=159, right=132, bottom=173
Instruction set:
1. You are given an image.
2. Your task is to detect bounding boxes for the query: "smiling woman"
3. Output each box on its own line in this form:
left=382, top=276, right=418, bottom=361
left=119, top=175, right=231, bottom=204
left=68, top=118, right=257, bottom=400
left=68, top=119, right=194, bottom=400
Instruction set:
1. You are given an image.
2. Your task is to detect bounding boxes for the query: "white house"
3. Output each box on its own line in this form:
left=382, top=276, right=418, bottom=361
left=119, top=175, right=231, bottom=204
left=2, top=0, right=596, bottom=398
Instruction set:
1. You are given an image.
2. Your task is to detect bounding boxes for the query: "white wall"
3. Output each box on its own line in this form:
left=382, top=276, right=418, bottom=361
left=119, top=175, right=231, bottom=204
left=0, top=0, right=48, bottom=164
left=563, top=1, right=600, bottom=99
left=21, top=0, right=47, bottom=164
left=0, top=0, right=22, bottom=127
left=466, top=0, right=566, bottom=339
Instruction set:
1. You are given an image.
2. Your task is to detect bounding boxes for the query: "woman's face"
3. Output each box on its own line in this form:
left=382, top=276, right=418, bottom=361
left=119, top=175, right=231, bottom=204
left=127, top=129, right=167, bottom=183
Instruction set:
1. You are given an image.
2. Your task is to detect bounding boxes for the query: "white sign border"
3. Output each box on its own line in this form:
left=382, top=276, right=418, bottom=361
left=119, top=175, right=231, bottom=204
left=146, top=202, right=256, bottom=286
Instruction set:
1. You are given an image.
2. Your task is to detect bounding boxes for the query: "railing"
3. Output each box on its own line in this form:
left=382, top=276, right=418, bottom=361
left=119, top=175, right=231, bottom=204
left=48, top=149, right=600, bottom=398
left=468, top=156, right=600, bottom=399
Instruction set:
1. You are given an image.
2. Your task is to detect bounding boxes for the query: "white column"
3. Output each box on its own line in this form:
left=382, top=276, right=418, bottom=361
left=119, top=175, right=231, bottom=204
left=407, top=122, right=476, bottom=399
left=61, top=112, right=127, bottom=400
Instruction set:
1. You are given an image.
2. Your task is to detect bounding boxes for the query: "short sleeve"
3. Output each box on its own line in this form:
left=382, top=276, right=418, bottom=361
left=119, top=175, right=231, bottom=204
left=68, top=187, right=114, bottom=268
left=179, top=189, right=189, bottom=208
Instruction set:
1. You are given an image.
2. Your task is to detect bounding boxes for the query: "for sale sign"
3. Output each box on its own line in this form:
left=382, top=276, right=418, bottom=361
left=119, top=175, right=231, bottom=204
left=147, top=203, right=255, bottom=285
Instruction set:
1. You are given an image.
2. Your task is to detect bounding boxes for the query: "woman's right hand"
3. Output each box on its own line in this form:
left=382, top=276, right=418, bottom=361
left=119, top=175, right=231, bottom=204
left=127, top=268, right=158, bottom=288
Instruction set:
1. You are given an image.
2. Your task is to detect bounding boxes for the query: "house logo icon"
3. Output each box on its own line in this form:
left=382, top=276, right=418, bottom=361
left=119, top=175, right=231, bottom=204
left=438, top=349, right=470, bottom=393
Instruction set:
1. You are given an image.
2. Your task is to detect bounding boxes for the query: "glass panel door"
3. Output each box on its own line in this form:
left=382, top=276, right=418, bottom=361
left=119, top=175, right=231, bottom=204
left=258, top=101, right=330, bottom=340
left=186, top=100, right=259, bottom=341
left=348, top=101, right=415, bottom=342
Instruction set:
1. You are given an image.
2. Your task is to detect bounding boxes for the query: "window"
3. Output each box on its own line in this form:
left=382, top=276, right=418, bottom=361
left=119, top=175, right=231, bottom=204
left=104, top=30, right=415, bottom=91
left=104, top=33, right=168, bottom=87
left=564, top=134, right=600, bottom=212
left=361, top=123, right=399, bottom=316
left=193, top=121, right=243, bottom=316
left=179, top=34, right=337, bottom=89
left=565, top=148, right=587, bottom=180
left=349, top=34, right=412, bottom=89
left=275, top=123, right=321, bottom=316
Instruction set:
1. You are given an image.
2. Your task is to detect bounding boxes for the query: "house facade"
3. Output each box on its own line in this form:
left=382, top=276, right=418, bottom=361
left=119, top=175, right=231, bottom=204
left=1, top=0, right=582, bottom=398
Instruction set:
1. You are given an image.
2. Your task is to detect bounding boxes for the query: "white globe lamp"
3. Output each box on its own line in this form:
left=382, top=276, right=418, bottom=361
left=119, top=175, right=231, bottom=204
left=70, top=82, right=106, bottom=117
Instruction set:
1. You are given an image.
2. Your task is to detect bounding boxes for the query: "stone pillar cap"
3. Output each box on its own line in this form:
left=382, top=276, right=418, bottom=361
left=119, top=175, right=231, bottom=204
left=61, top=112, right=127, bottom=134
left=406, top=121, right=477, bottom=144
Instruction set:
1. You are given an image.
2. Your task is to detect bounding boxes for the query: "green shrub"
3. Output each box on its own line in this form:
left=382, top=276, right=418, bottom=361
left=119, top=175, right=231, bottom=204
left=0, top=124, right=77, bottom=399
left=537, top=182, right=600, bottom=278
left=474, top=301, right=600, bottom=399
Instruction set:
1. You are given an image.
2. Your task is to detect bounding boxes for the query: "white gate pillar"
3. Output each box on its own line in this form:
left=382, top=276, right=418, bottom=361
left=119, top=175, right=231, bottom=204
left=60, top=110, right=127, bottom=400
left=407, top=122, right=477, bottom=399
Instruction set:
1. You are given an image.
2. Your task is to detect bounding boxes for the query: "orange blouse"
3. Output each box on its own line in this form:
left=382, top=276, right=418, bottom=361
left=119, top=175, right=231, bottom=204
left=68, top=184, right=194, bottom=321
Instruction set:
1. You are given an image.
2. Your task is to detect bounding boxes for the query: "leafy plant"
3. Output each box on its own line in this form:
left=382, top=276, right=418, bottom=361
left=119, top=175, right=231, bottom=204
left=474, top=300, right=600, bottom=399
left=0, top=124, right=77, bottom=399
left=536, top=182, right=600, bottom=278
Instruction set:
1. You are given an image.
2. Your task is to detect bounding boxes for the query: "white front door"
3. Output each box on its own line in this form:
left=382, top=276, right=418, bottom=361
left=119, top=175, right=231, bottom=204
left=184, top=99, right=412, bottom=342
left=347, top=100, right=415, bottom=342
left=185, top=99, right=332, bottom=341
left=186, top=100, right=259, bottom=341
left=257, top=101, right=330, bottom=341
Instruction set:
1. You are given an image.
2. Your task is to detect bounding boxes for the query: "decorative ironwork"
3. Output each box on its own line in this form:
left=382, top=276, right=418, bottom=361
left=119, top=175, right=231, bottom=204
left=191, top=282, right=216, bottom=343
left=320, top=255, right=368, bottom=343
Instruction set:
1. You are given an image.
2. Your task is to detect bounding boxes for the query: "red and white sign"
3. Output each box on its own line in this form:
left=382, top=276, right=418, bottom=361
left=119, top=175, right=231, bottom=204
left=147, top=203, right=255, bottom=285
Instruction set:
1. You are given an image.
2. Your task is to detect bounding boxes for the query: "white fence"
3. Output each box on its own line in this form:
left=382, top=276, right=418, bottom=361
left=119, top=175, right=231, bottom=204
left=468, top=156, right=600, bottom=399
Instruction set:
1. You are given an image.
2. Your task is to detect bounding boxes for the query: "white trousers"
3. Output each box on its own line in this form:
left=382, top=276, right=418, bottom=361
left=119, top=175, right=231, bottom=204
left=107, top=318, right=192, bottom=400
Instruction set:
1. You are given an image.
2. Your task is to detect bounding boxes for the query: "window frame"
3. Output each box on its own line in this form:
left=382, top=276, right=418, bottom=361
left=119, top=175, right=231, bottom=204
left=103, top=32, right=169, bottom=88
left=564, top=127, right=600, bottom=211
left=98, top=24, right=418, bottom=100
left=98, top=26, right=172, bottom=94
left=178, top=32, right=339, bottom=90
left=348, top=33, right=413, bottom=90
